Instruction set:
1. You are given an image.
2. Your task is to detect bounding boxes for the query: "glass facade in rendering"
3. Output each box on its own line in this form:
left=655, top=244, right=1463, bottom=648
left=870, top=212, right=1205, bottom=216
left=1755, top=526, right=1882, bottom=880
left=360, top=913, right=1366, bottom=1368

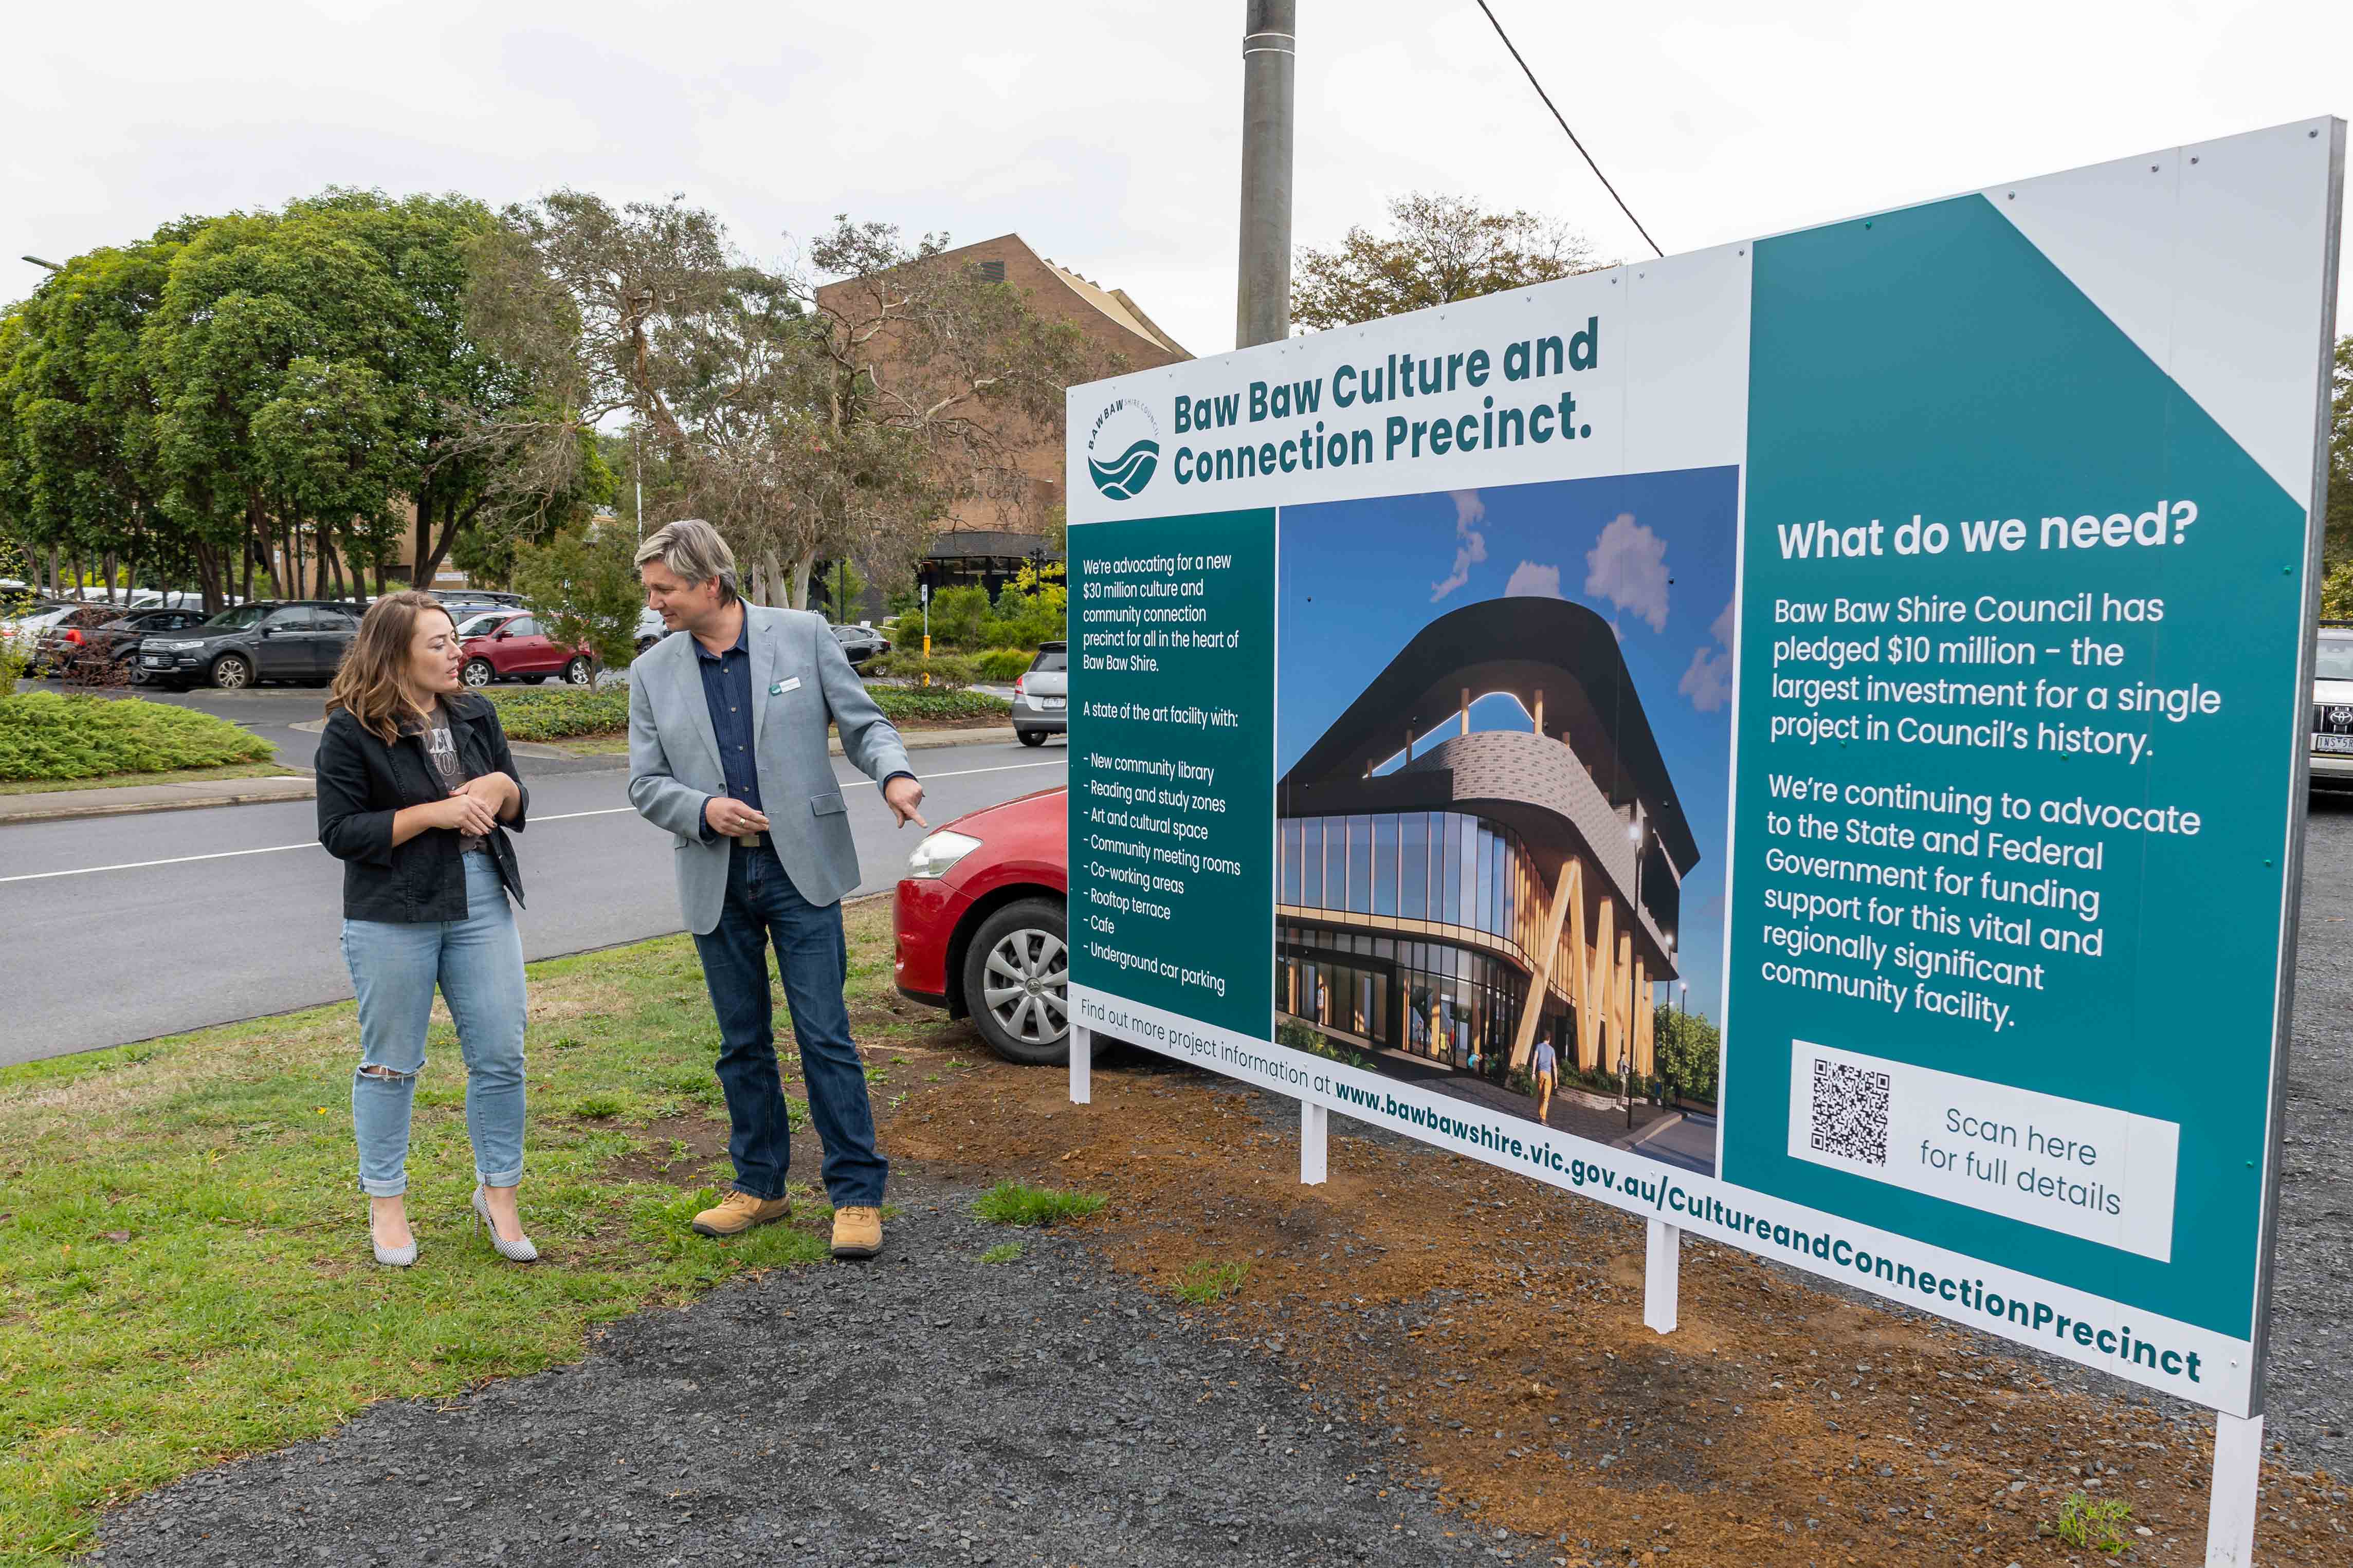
left=1277, top=811, right=1576, bottom=1085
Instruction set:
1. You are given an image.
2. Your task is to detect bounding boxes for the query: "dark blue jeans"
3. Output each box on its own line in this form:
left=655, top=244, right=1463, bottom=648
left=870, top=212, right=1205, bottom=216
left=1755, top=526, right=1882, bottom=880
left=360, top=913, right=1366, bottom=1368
left=690, top=843, right=887, bottom=1206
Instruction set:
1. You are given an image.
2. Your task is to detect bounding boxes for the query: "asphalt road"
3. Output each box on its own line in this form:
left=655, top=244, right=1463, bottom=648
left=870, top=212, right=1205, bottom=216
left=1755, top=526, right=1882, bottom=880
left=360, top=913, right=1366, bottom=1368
left=0, top=737, right=1066, bottom=1066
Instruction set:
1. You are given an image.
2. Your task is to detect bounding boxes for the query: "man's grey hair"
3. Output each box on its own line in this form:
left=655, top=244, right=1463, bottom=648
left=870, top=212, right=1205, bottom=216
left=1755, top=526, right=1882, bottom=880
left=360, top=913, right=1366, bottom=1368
left=634, top=518, right=740, bottom=603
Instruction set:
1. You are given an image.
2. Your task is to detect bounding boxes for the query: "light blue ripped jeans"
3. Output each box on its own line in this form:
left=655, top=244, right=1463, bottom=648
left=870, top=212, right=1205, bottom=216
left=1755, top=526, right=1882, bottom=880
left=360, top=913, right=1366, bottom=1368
left=341, top=854, right=527, bottom=1197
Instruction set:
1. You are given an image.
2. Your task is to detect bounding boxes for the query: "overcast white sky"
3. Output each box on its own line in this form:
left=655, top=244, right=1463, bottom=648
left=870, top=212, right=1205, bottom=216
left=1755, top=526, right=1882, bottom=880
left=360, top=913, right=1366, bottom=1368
left=3, top=1, right=2346, bottom=356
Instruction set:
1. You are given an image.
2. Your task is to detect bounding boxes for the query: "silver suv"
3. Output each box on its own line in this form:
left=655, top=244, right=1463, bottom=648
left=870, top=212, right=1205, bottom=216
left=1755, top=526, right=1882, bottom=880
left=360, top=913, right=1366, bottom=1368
left=1013, top=642, right=1067, bottom=747
left=2312, top=625, right=2353, bottom=788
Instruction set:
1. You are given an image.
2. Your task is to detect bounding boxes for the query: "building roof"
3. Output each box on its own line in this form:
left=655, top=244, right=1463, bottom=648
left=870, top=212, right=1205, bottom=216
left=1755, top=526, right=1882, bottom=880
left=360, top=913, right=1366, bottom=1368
left=924, top=530, right=1052, bottom=561
left=1032, top=252, right=1192, bottom=360
left=1282, top=596, right=1702, bottom=873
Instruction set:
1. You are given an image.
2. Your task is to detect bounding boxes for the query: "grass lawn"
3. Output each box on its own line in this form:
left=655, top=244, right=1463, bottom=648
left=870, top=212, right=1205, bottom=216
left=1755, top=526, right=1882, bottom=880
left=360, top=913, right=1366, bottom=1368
left=0, top=900, right=953, bottom=1566
left=0, top=760, right=297, bottom=797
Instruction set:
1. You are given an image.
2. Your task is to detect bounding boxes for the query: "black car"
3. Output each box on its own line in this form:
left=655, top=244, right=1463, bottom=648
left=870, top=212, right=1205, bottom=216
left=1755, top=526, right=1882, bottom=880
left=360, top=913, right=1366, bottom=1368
left=34, top=606, right=213, bottom=681
left=137, top=600, right=365, bottom=690
left=830, top=623, right=891, bottom=666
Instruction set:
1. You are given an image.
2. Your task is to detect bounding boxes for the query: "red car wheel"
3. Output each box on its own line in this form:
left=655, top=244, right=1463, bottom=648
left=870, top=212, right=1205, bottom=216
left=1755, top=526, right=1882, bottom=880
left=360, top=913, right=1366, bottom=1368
left=961, top=897, right=1069, bottom=1065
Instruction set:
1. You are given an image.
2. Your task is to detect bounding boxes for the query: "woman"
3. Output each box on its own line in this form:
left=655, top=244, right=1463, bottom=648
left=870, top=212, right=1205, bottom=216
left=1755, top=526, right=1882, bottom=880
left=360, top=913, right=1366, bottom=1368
left=316, top=590, right=537, bottom=1267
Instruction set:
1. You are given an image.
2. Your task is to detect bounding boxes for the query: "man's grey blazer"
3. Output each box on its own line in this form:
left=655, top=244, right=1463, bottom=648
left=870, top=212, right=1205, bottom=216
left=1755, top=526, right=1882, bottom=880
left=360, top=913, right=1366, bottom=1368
left=627, top=604, right=914, bottom=934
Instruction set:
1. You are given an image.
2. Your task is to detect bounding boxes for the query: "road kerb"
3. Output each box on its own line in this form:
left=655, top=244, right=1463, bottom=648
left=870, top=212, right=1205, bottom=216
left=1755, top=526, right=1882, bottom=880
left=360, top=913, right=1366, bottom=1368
left=0, top=774, right=318, bottom=826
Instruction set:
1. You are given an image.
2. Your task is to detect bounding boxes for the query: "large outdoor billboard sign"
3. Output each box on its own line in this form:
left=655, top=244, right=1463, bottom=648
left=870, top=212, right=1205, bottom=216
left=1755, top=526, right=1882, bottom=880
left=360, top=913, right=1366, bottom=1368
left=1064, top=119, right=2344, bottom=1423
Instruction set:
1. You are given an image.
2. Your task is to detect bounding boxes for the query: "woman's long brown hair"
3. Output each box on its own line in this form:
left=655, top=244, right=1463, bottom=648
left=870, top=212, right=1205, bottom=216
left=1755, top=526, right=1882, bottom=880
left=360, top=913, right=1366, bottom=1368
left=327, top=591, right=454, bottom=745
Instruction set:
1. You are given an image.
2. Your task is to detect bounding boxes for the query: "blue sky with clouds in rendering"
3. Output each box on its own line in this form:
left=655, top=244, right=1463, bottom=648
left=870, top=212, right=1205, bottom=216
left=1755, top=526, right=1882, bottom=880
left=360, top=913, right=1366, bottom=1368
left=1278, top=469, right=1739, bottom=1018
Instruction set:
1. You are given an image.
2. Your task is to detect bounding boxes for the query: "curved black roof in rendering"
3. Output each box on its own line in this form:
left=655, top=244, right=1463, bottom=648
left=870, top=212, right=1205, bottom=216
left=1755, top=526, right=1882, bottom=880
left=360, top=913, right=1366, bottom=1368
left=1281, top=596, right=1701, bottom=871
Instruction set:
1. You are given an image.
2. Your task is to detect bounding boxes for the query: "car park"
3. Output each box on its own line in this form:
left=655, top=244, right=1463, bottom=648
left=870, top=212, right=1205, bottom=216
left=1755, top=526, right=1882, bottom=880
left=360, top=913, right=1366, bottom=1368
left=892, top=786, right=1069, bottom=1064
left=1012, top=642, right=1067, bottom=747
left=2312, top=623, right=2353, bottom=788
left=457, top=610, right=597, bottom=687
left=39, top=606, right=212, bottom=681
left=137, top=600, right=363, bottom=689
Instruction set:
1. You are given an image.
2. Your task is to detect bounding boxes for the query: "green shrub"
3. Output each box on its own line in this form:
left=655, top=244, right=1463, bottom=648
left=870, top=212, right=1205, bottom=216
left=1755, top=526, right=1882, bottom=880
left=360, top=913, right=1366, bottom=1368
left=1275, top=1021, right=1371, bottom=1070
left=981, top=583, right=1066, bottom=648
left=1655, top=1007, right=1721, bottom=1103
left=974, top=648, right=1034, bottom=682
left=917, top=652, right=981, bottom=690
left=972, top=1181, right=1105, bottom=1227
left=483, top=686, right=632, bottom=741
left=871, top=650, right=982, bottom=689
left=869, top=687, right=1011, bottom=724
left=926, top=584, right=991, bottom=648
left=0, top=692, right=274, bottom=781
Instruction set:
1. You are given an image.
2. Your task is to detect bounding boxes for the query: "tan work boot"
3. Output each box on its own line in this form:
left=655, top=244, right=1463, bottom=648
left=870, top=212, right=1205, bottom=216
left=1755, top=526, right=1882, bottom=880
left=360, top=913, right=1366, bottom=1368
left=830, top=1205, right=883, bottom=1260
left=691, top=1190, right=790, bottom=1238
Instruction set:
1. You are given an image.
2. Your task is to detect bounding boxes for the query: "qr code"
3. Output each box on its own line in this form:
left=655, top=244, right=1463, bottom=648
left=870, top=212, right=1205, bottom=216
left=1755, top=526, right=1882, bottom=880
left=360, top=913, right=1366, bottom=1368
left=1809, top=1058, right=1891, bottom=1166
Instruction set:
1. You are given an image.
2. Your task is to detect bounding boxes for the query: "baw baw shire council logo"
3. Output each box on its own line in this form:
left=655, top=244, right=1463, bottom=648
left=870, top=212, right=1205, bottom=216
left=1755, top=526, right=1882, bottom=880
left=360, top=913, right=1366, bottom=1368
left=1086, top=398, right=1160, bottom=500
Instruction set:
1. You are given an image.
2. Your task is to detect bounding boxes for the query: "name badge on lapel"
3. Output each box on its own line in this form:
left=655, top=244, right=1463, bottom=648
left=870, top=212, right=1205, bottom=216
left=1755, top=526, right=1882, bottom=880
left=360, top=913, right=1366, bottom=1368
left=770, top=677, right=801, bottom=695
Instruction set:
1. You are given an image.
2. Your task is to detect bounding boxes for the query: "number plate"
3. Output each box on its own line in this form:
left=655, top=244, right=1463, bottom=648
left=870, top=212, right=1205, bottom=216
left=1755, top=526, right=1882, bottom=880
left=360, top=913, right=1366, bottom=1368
left=142, top=655, right=170, bottom=667
left=1042, top=697, right=1066, bottom=710
left=2313, top=734, right=2353, bottom=754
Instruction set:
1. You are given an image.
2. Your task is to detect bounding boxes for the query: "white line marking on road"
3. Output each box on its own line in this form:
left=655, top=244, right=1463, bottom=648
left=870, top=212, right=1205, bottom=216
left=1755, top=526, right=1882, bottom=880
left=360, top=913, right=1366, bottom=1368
left=844, top=759, right=1066, bottom=787
left=0, top=841, right=324, bottom=884
left=0, top=760, right=1064, bottom=886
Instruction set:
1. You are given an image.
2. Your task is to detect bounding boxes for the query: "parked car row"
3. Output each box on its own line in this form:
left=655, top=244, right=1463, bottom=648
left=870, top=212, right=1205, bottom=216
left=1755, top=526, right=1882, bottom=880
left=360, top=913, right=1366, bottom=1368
left=35, top=604, right=213, bottom=679
left=9, top=587, right=896, bottom=691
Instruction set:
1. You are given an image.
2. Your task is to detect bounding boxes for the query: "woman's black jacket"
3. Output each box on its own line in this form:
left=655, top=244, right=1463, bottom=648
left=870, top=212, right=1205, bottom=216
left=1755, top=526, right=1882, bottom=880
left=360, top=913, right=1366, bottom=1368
left=315, top=693, right=530, bottom=922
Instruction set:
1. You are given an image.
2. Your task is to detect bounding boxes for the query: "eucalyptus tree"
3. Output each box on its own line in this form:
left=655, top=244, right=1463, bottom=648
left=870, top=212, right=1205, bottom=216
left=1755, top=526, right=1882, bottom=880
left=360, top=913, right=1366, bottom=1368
left=471, top=198, right=1103, bottom=611
left=1291, top=192, right=1601, bottom=332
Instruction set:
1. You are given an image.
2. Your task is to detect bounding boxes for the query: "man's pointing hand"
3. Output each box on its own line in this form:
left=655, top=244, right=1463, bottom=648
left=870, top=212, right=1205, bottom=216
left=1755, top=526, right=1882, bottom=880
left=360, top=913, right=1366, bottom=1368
left=884, top=775, right=928, bottom=829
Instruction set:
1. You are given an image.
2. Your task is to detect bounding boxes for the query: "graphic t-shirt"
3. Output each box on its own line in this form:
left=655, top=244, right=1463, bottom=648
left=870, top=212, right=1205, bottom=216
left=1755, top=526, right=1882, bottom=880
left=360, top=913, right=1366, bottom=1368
left=415, top=702, right=485, bottom=855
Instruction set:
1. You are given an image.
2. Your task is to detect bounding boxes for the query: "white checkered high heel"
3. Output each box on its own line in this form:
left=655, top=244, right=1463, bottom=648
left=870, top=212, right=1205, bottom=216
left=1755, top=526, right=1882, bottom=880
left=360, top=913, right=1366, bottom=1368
left=470, top=1188, right=538, bottom=1263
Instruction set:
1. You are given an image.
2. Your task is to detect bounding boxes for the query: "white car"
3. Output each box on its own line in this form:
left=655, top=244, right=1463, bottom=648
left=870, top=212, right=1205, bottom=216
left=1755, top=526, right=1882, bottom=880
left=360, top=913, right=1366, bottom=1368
left=2, top=604, right=77, bottom=671
left=2312, top=626, right=2353, bottom=787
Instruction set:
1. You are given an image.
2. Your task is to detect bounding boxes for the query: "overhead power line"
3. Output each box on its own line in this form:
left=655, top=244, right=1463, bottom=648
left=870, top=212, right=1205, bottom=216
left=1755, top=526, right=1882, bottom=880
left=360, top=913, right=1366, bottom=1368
left=1472, top=1, right=1665, bottom=259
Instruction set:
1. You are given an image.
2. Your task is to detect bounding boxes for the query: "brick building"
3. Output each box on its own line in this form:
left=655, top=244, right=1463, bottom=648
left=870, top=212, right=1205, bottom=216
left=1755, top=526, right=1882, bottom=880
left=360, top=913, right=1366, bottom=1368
left=816, top=233, right=1191, bottom=598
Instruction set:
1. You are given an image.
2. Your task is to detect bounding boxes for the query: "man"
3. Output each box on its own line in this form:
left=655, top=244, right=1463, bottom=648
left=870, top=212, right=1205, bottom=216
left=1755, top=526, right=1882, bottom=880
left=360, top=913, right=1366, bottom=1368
left=1533, top=1036, right=1558, bottom=1127
left=625, top=519, right=927, bottom=1259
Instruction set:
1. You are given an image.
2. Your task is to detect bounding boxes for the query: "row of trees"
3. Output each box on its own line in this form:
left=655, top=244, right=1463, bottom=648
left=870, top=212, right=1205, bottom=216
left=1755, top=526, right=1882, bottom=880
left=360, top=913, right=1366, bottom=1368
left=1, top=189, right=1100, bottom=614
left=0, top=191, right=568, bottom=607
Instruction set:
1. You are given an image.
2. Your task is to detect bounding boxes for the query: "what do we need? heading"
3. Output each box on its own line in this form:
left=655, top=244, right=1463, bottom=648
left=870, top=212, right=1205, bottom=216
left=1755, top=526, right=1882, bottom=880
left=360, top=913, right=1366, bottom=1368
left=1777, top=500, right=2202, bottom=563
left=1163, top=317, right=1604, bottom=490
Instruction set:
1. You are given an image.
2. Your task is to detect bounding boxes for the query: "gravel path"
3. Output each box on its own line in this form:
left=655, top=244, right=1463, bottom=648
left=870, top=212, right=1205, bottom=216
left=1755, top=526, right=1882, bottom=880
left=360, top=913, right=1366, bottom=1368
left=92, top=1192, right=1541, bottom=1568
left=2264, top=794, right=2353, bottom=1472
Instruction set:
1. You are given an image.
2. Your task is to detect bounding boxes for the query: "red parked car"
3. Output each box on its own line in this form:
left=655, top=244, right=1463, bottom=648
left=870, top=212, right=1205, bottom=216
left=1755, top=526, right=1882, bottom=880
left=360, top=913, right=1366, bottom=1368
left=893, top=786, right=1069, bottom=1064
left=454, top=610, right=598, bottom=688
